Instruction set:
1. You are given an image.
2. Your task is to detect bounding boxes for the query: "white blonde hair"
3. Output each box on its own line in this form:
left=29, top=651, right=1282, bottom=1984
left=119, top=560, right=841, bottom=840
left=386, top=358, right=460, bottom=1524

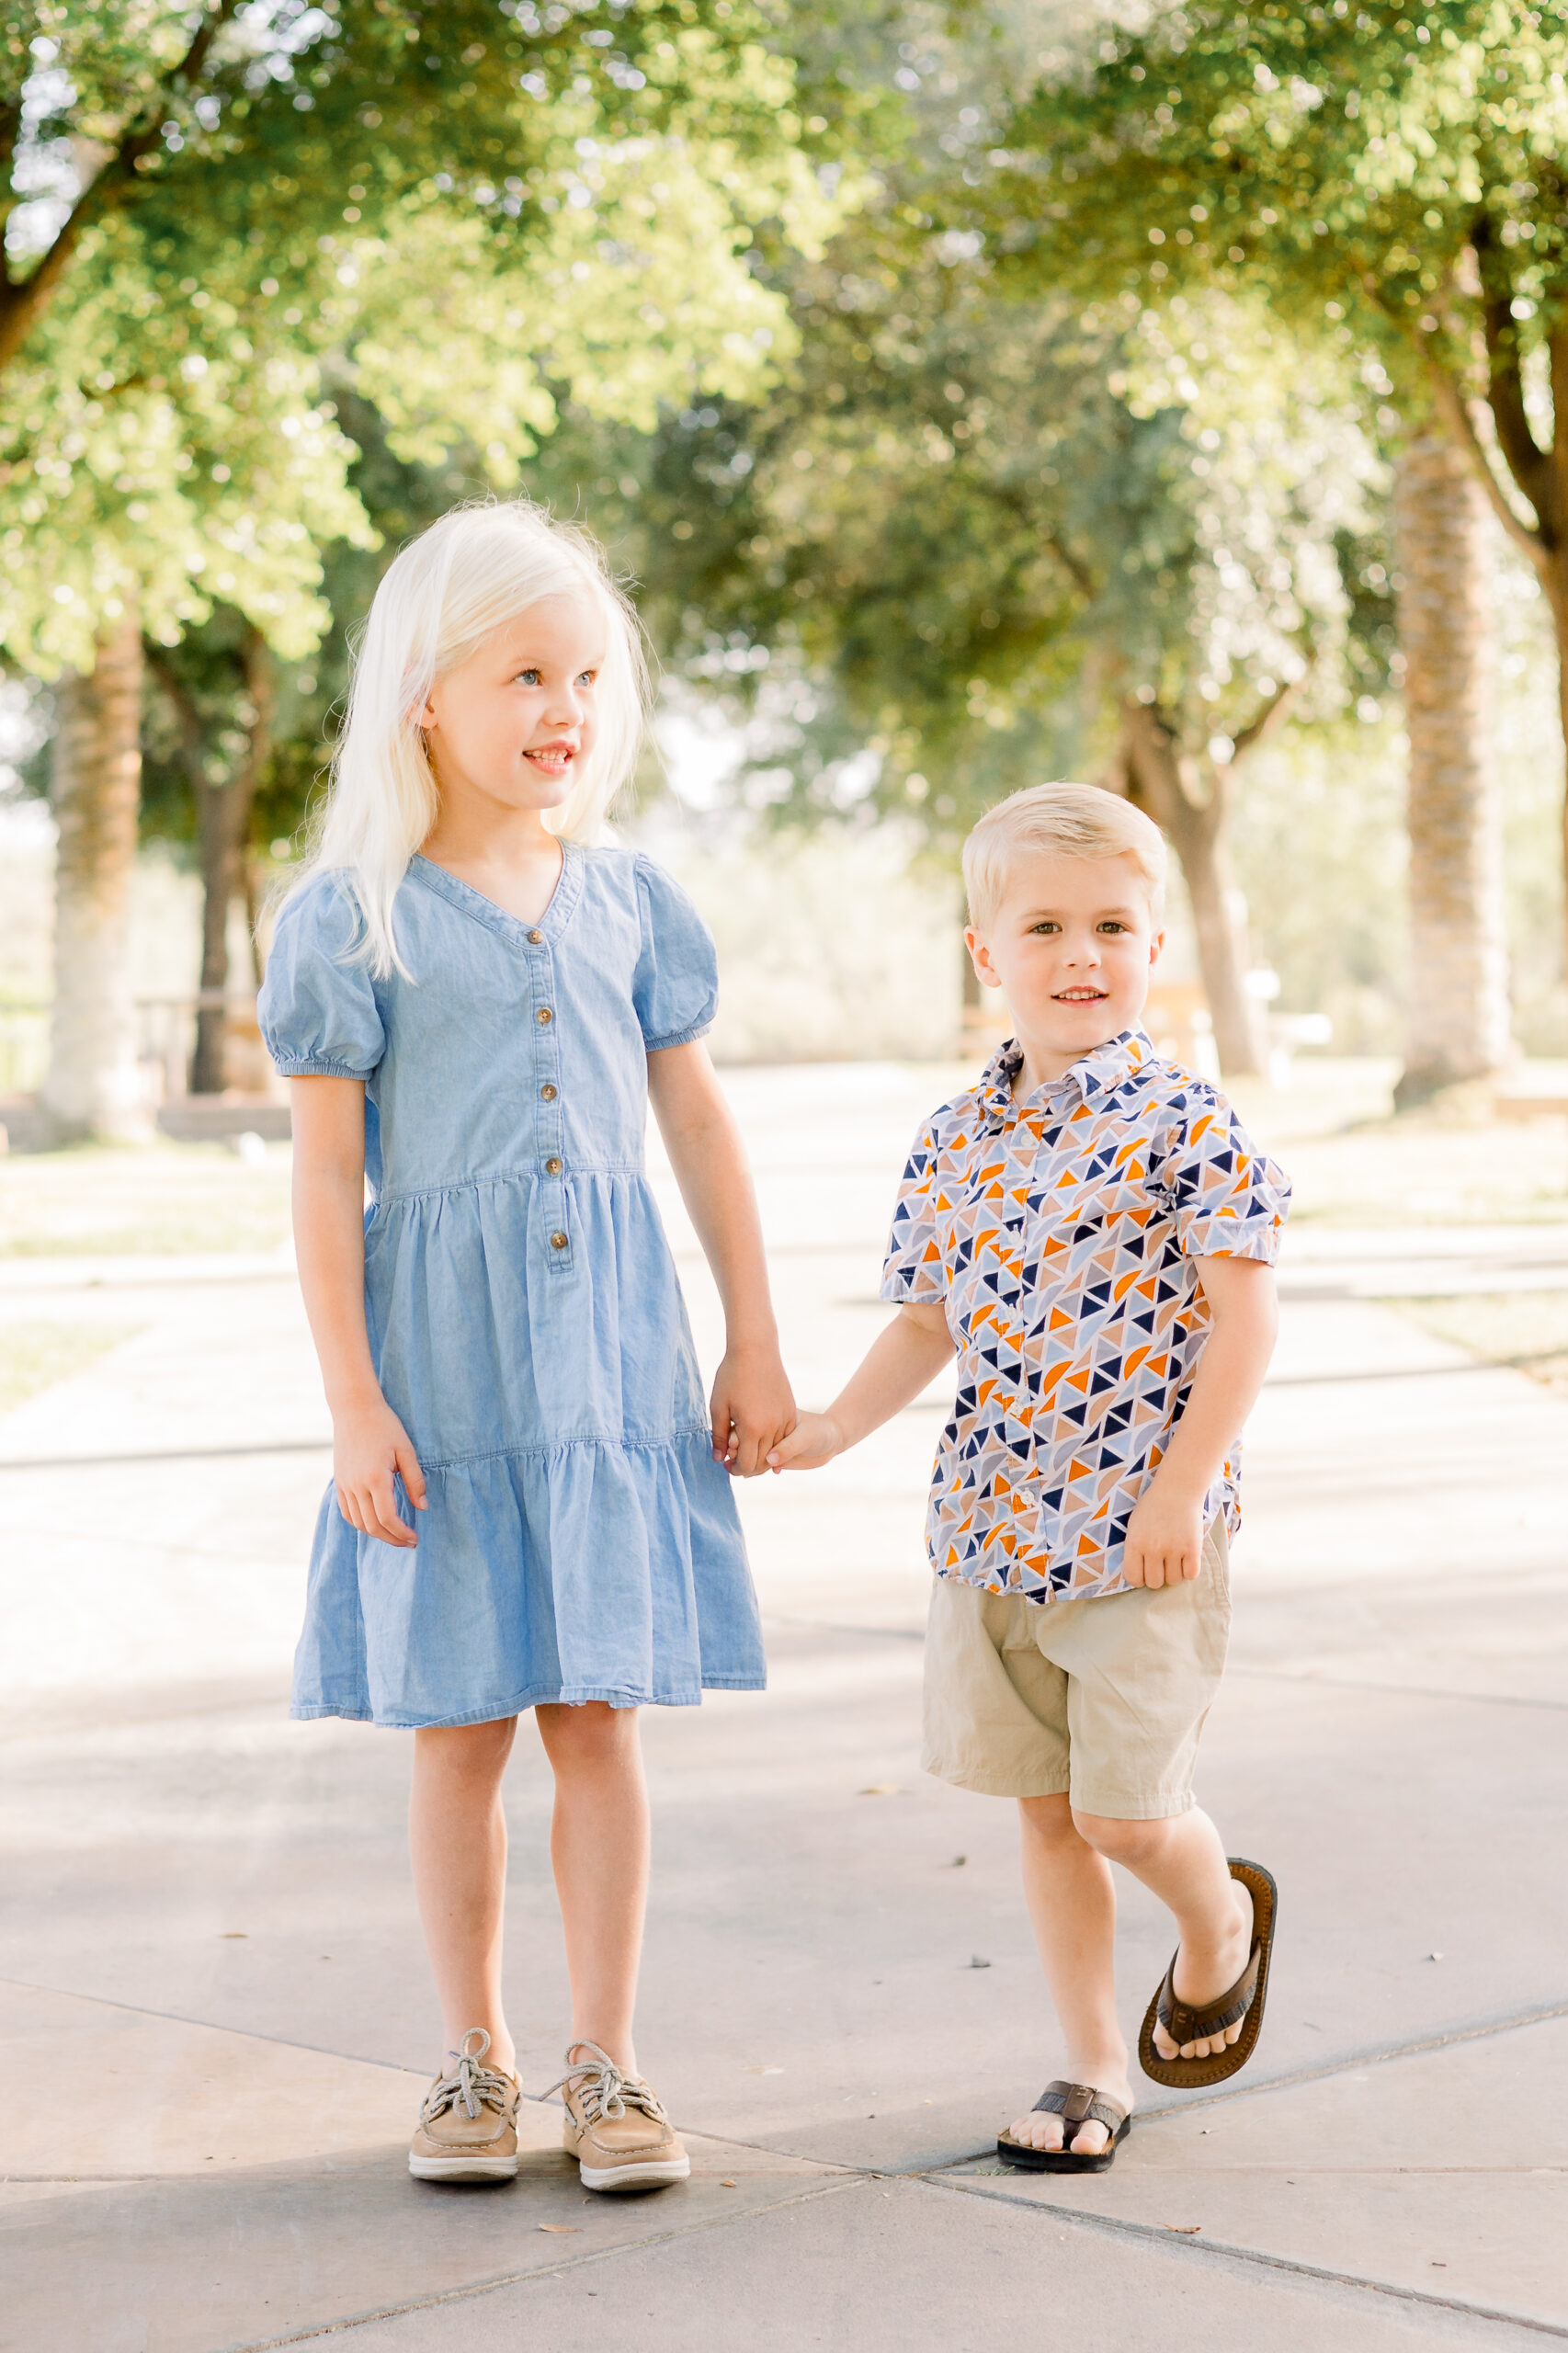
left=292, top=499, right=651, bottom=977
left=963, top=782, right=1167, bottom=931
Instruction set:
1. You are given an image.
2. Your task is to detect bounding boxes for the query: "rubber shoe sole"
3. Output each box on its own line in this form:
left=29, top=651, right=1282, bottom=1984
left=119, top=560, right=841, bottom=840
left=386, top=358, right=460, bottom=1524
left=578, top=2153, right=691, bottom=2192
left=408, top=2149, right=518, bottom=2181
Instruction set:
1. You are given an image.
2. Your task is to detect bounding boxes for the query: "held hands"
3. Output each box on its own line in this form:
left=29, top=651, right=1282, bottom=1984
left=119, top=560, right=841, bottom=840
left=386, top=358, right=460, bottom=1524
left=333, top=1392, right=427, bottom=1547
left=765, top=1411, right=843, bottom=1472
left=710, top=1338, right=798, bottom=1477
left=1121, top=1478, right=1205, bottom=1589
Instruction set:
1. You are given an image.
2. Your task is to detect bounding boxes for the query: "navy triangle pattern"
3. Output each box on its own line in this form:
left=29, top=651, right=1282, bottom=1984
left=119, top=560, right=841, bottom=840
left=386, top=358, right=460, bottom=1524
left=878, top=1028, right=1291, bottom=1603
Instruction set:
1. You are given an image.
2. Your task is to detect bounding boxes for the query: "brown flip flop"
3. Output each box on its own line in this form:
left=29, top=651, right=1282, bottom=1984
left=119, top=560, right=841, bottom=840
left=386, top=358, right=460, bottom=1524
left=1138, top=1858, right=1278, bottom=2090
left=997, top=2079, right=1131, bottom=2173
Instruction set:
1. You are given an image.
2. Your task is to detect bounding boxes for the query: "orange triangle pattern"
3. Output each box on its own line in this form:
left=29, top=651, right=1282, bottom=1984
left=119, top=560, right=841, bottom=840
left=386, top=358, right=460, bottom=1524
left=878, top=1031, right=1290, bottom=1604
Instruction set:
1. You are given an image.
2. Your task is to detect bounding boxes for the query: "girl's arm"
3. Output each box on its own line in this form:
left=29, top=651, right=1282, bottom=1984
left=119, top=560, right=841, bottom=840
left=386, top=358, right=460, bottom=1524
left=645, top=1040, right=794, bottom=1476
left=290, top=1075, right=427, bottom=1547
left=767, top=1300, right=955, bottom=1470
left=1122, top=1253, right=1278, bottom=1588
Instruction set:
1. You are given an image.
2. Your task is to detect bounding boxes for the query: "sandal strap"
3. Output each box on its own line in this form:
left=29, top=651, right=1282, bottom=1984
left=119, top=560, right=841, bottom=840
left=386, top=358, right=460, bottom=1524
left=1155, top=1941, right=1261, bottom=2046
left=1031, top=2079, right=1129, bottom=2137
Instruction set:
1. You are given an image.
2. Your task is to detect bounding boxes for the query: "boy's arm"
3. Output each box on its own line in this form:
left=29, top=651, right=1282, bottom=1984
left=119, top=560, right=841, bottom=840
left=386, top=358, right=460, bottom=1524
left=767, top=1301, right=955, bottom=1470
left=1123, top=1254, right=1278, bottom=1588
left=646, top=1039, right=795, bottom=1475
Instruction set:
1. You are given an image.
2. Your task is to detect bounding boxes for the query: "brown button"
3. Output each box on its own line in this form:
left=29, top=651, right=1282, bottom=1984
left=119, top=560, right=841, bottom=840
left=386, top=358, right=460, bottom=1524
left=540, top=1083, right=557, bottom=1101
left=550, top=1231, right=568, bottom=1250
left=536, top=1006, right=553, bottom=1025
left=544, top=1157, right=562, bottom=1176
left=527, top=928, right=544, bottom=946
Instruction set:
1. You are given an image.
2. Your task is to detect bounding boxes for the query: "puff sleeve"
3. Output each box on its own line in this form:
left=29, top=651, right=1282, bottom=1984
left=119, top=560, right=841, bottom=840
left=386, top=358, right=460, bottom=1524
left=880, top=1121, right=948, bottom=1303
left=1163, top=1088, right=1290, bottom=1262
left=630, top=856, right=719, bottom=1051
left=257, top=874, right=386, bottom=1080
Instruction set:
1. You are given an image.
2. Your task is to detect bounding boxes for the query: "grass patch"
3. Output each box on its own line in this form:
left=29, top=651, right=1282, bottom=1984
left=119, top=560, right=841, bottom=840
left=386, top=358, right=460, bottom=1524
left=1389, top=1291, right=1568, bottom=1395
left=0, top=1321, right=143, bottom=1413
left=0, top=1140, right=292, bottom=1257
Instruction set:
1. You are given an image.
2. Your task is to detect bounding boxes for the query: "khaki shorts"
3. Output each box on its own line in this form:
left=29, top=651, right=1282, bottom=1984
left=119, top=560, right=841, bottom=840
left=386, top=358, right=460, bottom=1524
left=922, top=1521, right=1231, bottom=1820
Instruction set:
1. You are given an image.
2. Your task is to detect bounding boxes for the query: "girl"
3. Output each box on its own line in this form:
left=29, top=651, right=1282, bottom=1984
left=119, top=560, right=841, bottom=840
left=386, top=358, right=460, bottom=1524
left=258, top=501, right=793, bottom=2193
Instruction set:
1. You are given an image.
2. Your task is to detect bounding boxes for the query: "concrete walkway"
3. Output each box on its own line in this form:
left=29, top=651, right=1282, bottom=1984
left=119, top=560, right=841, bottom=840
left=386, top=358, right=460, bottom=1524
left=2, top=1065, right=1565, bottom=2350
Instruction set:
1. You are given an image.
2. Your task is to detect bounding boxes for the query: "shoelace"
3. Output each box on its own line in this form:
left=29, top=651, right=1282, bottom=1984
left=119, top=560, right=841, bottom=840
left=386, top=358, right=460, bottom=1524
left=421, top=2026, right=514, bottom=2124
left=543, top=2040, right=667, bottom=2128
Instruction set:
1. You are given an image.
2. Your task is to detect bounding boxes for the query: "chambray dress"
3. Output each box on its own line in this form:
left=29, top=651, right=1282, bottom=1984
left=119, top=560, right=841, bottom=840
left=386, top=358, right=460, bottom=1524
left=258, top=846, right=766, bottom=1728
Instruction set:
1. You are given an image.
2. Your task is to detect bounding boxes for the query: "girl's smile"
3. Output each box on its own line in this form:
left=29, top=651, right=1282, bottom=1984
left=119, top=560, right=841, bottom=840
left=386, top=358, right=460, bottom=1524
left=421, top=593, right=605, bottom=816
left=524, top=737, right=578, bottom=775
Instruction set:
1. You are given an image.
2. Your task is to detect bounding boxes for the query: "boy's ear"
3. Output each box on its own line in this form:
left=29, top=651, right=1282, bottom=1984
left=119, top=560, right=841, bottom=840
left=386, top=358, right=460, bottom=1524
left=1147, top=926, right=1165, bottom=969
left=965, top=925, right=1001, bottom=990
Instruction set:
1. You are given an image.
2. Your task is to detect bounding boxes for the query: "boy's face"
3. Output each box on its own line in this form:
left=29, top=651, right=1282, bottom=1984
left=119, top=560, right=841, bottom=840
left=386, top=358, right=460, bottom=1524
left=966, top=850, right=1164, bottom=1079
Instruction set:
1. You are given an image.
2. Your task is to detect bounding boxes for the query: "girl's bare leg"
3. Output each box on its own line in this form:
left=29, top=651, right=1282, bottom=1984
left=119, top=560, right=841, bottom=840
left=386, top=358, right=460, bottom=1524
left=409, top=1716, right=518, bottom=2075
left=1008, top=1792, right=1134, bottom=2154
left=534, top=1700, right=650, bottom=2076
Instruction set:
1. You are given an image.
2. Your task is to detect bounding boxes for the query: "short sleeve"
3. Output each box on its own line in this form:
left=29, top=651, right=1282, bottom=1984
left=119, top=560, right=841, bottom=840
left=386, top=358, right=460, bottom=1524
left=257, top=875, right=386, bottom=1080
left=1165, top=1092, right=1291, bottom=1262
left=880, top=1122, right=948, bottom=1303
left=631, top=857, right=719, bottom=1051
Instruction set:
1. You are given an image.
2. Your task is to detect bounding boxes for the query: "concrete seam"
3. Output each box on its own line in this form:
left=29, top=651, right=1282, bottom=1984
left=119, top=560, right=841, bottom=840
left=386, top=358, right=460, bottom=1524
left=0, top=1973, right=430, bottom=2083
left=923, top=2175, right=1567, bottom=2340
left=1131, top=1996, right=1568, bottom=2123
left=208, top=2176, right=863, bottom=2352
left=5, top=1972, right=1562, bottom=2169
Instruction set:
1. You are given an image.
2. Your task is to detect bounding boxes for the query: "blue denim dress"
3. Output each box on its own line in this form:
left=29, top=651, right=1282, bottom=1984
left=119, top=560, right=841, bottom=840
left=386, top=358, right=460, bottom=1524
left=258, top=846, right=766, bottom=1727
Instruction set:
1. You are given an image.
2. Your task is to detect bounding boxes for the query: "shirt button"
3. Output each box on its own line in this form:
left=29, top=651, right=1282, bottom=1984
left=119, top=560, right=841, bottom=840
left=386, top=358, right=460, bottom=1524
left=536, top=1006, right=553, bottom=1025
left=550, top=1230, right=568, bottom=1250
left=527, top=928, right=544, bottom=945
left=545, top=1156, right=562, bottom=1175
left=540, top=1083, right=557, bottom=1101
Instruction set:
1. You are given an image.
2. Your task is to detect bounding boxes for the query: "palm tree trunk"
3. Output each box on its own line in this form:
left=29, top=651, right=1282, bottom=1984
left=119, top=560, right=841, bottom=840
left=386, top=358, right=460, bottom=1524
left=191, top=630, right=274, bottom=1093
left=1392, top=438, right=1510, bottom=1107
left=1118, top=700, right=1265, bottom=1075
left=40, top=608, right=151, bottom=1142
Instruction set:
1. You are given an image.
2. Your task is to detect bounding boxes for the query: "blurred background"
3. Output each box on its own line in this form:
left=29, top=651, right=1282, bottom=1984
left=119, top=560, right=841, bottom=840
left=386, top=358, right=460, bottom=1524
left=0, top=0, right=1565, bottom=1187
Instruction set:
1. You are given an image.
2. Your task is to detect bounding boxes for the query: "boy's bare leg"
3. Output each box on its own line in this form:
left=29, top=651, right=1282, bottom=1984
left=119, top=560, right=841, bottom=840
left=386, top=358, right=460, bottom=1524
left=1008, top=1793, right=1135, bottom=2154
left=410, top=1716, right=519, bottom=2075
left=535, top=1700, right=650, bottom=2078
left=1074, top=1804, right=1254, bottom=2065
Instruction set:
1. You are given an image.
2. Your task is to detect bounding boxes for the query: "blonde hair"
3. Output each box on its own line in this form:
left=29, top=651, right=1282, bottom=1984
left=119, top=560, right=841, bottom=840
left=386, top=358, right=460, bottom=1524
left=963, top=783, right=1167, bottom=931
left=292, top=499, right=652, bottom=977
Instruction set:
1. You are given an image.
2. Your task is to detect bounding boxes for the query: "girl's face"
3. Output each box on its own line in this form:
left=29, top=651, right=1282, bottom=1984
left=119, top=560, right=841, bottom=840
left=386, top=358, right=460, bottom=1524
left=420, top=592, right=607, bottom=814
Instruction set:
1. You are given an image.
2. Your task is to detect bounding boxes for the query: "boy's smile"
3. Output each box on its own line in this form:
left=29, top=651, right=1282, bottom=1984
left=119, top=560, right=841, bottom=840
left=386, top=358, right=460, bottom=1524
left=966, top=849, right=1164, bottom=1094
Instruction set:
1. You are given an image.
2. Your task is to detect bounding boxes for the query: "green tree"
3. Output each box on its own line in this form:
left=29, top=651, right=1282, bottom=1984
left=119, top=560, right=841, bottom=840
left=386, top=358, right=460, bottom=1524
left=591, top=224, right=1380, bottom=1074
left=975, top=0, right=1566, bottom=1067
left=2, top=0, right=857, bottom=1132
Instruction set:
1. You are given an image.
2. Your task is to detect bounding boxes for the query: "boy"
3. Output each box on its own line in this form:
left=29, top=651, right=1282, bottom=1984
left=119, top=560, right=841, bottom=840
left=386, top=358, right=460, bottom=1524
left=768, top=783, right=1289, bottom=2173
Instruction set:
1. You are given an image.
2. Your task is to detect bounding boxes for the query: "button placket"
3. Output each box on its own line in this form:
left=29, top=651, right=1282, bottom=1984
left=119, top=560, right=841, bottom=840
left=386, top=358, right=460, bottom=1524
left=529, top=938, right=570, bottom=1269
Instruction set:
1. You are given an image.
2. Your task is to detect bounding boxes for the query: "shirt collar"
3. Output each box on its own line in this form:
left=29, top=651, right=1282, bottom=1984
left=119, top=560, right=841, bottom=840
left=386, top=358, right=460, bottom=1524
left=977, top=1028, right=1153, bottom=1129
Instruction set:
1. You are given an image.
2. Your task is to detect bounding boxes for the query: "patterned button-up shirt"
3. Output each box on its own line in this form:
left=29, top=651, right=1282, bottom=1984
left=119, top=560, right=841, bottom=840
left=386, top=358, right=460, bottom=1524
left=881, top=1030, right=1290, bottom=1603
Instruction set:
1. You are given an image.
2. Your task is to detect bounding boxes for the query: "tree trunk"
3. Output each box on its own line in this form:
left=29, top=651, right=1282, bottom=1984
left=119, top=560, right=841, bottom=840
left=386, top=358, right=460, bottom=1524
left=1392, top=438, right=1510, bottom=1108
left=40, top=608, right=151, bottom=1142
left=1117, top=701, right=1265, bottom=1075
left=191, top=630, right=274, bottom=1093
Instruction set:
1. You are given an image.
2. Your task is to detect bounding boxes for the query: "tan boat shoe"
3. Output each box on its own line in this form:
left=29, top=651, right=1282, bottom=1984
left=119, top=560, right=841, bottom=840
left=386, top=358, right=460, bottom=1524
left=548, top=2040, right=690, bottom=2193
left=408, top=2028, right=520, bottom=2181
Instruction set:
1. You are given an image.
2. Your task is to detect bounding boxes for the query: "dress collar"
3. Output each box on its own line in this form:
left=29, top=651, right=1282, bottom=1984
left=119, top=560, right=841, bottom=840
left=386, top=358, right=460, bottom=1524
left=406, top=841, right=584, bottom=949
left=977, top=1027, right=1153, bottom=1129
